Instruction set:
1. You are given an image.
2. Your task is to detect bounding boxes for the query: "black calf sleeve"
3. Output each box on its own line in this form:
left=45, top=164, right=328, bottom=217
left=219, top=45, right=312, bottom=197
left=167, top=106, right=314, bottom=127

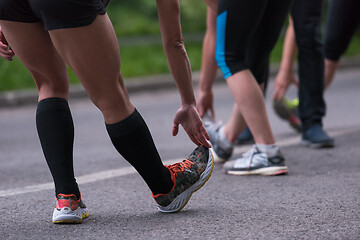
left=36, top=98, right=80, bottom=199
left=106, top=109, right=172, bottom=195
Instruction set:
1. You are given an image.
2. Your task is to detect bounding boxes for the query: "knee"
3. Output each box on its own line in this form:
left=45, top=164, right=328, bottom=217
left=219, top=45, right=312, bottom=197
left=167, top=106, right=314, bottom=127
left=32, top=72, right=69, bottom=99
left=91, top=92, right=133, bottom=123
left=88, top=84, right=131, bottom=116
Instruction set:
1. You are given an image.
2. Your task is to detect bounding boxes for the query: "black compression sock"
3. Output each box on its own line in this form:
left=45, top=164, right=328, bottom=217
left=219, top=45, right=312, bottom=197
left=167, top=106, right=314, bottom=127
left=106, top=109, right=173, bottom=195
left=36, top=98, right=80, bottom=199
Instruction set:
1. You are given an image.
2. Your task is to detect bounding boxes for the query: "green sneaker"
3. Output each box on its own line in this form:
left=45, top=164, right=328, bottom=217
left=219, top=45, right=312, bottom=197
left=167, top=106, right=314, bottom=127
left=152, top=146, right=214, bottom=213
left=273, top=98, right=301, bottom=132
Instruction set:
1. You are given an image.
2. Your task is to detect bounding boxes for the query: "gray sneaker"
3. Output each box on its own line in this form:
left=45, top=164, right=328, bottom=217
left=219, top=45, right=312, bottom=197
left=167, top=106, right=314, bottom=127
left=204, top=121, right=233, bottom=163
left=223, top=145, right=288, bottom=176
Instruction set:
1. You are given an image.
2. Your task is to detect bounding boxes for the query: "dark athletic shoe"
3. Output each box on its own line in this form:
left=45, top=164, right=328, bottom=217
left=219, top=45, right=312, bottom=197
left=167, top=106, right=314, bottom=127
left=223, top=145, right=288, bottom=176
left=52, top=194, right=89, bottom=224
left=273, top=98, right=301, bottom=132
left=235, top=127, right=254, bottom=145
left=152, top=146, right=214, bottom=213
left=302, top=124, right=335, bottom=148
left=204, top=121, right=233, bottom=163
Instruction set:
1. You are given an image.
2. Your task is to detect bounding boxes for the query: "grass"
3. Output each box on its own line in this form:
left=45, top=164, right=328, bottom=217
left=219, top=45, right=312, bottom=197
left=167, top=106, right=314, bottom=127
left=0, top=33, right=359, bottom=92
left=1, top=1, right=359, bottom=92
left=106, top=0, right=207, bottom=37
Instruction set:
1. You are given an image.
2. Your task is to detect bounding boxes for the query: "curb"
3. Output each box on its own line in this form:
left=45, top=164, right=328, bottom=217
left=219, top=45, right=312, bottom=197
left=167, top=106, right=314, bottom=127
left=0, top=56, right=359, bottom=108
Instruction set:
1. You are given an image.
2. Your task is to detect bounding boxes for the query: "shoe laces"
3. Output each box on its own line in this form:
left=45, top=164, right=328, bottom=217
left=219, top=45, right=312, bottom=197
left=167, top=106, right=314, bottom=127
left=167, top=159, right=194, bottom=174
left=242, top=146, right=258, bottom=168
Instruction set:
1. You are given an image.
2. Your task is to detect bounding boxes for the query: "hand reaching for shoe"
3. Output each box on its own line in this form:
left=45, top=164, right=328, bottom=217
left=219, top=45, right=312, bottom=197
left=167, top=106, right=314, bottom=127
left=272, top=69, right=299, bottom=101
left=172, top=104, right=211, bottom=148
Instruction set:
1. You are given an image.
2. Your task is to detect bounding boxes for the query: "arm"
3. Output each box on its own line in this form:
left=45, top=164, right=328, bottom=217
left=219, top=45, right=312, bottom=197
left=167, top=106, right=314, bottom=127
left=272, top=17, right=299, bottom=101
left=156, top=0, right=210, bottom=148
left=203, top=0, right=219, bottom=12
left=197, top=7, right=217, bottom=121
left=0, top=26, right=15, bottom=61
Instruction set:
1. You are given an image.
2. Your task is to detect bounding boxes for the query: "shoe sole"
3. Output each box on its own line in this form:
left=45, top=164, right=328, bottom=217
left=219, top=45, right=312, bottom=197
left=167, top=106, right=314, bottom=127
left=226, top=166, right=288, bottom=176
left=301, top=140, right=335, bottom=149
left=157, top=149, right=214, bottom=213
left=52, top=207, right=89, bottom=224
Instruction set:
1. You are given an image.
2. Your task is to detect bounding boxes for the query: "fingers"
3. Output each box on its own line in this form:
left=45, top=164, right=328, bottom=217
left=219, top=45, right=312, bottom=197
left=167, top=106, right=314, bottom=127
left=0, top=41, right=14, bottom=61
left=197, top=130, right=211, bottom=148
left=201, top=125, right=210, bottom=140
left=172, top=122, right=179, bottom=136
left=173, top=104, right=211, bottom=148
left=187, top=131, right=202, bottom=146
left=272, top=86, right=286, bottom=101
left=0, top=29, right=14, bottom=61
left=186, top=128, right=211, bottom=148
left=190, top=123, right=211, bottom=148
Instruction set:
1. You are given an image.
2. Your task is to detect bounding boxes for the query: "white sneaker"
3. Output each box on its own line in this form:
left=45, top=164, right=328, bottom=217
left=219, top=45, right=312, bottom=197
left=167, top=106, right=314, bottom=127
left=223, top=145, right=288, bottom=176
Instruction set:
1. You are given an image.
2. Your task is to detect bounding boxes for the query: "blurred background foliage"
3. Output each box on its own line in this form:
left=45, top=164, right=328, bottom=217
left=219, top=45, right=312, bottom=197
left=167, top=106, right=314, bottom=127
left=0, top=0, right=359, bottom=92
left=107, top=0, right=207, bottom=36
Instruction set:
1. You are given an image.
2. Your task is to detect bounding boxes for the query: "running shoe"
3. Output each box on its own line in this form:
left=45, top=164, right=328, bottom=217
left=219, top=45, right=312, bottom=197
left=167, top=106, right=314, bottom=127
left=204, top=121, right=233, bottom=163
left=152, top=145, right=214, bottom=213
left=223, top=145, right=288, bottom=176
left=52, top=194, right=89, bottom=224
left=273, top=98, right=301, bottom=132
left=302, top=124, right=334, bottom=148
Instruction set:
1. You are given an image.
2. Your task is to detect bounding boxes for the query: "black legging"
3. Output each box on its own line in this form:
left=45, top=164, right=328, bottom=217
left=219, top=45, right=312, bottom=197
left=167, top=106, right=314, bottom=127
left=291, top=0, right=326, bottom=131
left=215, top=0, right=293, bottom=84
left=324, top=0, right=360, bottom=61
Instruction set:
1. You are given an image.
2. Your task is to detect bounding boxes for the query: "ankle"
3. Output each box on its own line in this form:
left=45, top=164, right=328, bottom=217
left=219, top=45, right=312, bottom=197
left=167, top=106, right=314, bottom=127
left=151, top=167, right=174, bottom=196
left=255, top=144, right=279, bottom=157
left=220, top=126, right=234, bottom=146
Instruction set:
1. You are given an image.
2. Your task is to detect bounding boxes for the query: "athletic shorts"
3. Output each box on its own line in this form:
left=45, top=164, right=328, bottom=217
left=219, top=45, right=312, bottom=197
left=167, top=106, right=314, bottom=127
left=0, top=0, right=106, bottom=31
left=215, top=0, right=291, bottom=82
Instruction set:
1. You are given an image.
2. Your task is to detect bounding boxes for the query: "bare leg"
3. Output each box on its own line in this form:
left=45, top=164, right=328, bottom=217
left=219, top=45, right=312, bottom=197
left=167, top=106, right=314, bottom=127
left=226, top=70, right=275, bottom=145
left=0, top=21, right=69, bottom=100
left=0, top=21, right=80, bottom=198
left=48, top=14, right=134, bottom=124
left=48, top=14, right=176, bottom=196
left=224, top=104, right=246, bottom=142
left=324, top=58, right=339, bottom=90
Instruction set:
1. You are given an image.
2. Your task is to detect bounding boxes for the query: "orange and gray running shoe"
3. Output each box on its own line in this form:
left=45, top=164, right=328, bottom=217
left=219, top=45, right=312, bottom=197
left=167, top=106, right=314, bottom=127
left=52, top=194, right=89, bottom=224
left=152, top=145, right=214, bottom=213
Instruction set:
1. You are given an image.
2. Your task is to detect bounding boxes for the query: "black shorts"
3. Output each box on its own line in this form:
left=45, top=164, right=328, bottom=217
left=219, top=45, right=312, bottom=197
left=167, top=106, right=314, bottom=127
left=215, top=0, right=292, bottom=83
left=0, top=0, right=106, bottom=31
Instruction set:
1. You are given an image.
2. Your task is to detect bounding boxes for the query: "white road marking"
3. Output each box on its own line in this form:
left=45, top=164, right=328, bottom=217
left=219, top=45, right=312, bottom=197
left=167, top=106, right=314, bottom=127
left=0, top=127, right=358, bottom=197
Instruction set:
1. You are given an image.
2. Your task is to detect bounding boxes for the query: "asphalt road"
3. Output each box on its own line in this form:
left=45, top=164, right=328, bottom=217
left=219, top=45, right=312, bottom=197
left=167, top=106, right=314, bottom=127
left=0, top=68, right=359, bottom=239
